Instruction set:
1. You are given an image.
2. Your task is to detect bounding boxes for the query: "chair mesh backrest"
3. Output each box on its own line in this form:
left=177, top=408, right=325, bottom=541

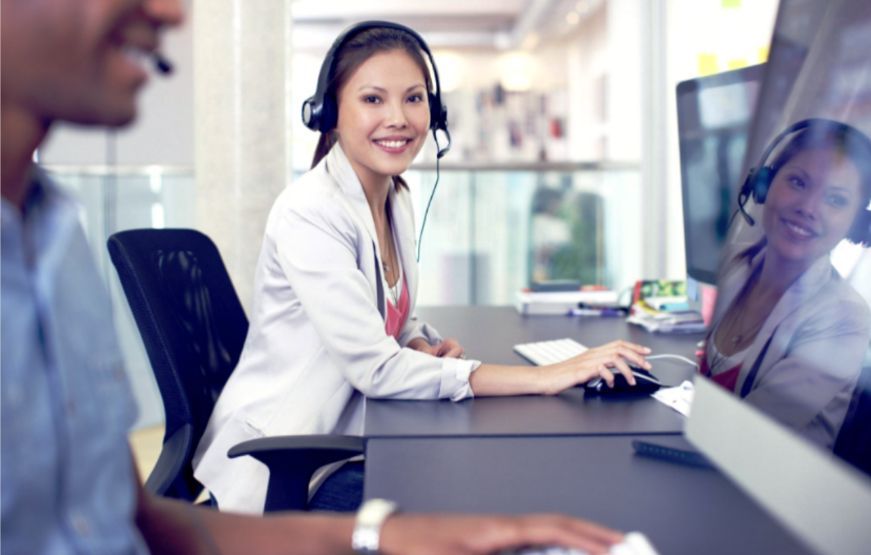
left=107, top=229, right=248, bottom=446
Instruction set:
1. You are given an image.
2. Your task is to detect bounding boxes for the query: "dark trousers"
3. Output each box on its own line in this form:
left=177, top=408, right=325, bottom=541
left=307, top=460, right=365, bottom=512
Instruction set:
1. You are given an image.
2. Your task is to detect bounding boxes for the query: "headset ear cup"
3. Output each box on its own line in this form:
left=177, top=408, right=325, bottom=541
left=428, top=93, right=443, bottom=130
left=752, top=166, right=774, bottom=204
left=855, top=209, right=871, bottom=246
left=846, top=209, right=871, bottom=246
left=865, top=211, right=871, bottom=246
left=302, top=97, right=320, bottom=131
left=319, top=94, right=338, bottom=133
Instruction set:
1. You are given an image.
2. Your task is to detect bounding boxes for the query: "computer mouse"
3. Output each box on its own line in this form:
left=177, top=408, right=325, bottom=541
left=584, top=366, right=661, bottom=395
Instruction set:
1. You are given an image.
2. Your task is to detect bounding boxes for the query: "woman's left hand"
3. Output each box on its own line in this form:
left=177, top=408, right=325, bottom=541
left=433, top=338, right=464, bottom=359
left=409, top=338, right=465, bottom=359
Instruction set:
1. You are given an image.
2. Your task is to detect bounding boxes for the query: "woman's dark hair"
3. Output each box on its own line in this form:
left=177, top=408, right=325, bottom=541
left=768, top=122, right=871, bottom=247
left=310, top=27, right=433, bottom=191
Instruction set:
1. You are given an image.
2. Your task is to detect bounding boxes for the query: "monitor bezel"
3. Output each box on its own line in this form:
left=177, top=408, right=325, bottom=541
left=677, top=63, right=766, bottom=285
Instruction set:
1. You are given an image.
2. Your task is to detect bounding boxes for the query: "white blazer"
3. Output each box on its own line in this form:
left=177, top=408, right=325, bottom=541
left=712, top=242, right=871, bottom=448
left=193, top=144, right=479, bottom=513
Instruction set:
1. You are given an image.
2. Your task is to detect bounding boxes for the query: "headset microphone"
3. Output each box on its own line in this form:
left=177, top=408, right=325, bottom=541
left=435, top=126, right=452, bottom=159
left=736, top=186, right=756, bottom=226
left=152, top=52, right=174, bottom=75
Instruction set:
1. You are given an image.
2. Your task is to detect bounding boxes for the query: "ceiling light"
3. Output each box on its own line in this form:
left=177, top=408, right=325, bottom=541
left=499, top=52, right=534, bottom=92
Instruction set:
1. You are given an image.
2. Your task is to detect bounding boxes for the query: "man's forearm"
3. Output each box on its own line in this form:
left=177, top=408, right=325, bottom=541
left=137, top=492, right=355, bottom=555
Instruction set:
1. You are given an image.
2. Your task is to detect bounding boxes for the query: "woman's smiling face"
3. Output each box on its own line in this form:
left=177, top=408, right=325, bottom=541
left=334, top=48, right=430, bottom=189
left=762, top=146, right=863, bottom=267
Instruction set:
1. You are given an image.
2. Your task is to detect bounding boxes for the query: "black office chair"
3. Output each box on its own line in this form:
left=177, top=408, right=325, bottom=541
left=834, top=363, right=871, bottom=476
left=108, top=228, right=362, bottom=511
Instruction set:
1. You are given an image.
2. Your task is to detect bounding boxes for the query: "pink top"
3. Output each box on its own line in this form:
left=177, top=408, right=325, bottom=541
left=385, top=276, right=410, bottom=340
left=701, top=355, right=741, bottom=392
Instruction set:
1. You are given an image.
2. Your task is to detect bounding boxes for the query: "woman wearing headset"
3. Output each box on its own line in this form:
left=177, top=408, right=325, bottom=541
left=704, top=119, right=871, bottom=448
left=194, top=22, right=651, bottom=514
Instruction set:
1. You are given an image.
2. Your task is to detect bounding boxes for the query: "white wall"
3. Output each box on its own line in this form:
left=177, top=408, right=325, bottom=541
left=39, top=3, right=195, bottom=166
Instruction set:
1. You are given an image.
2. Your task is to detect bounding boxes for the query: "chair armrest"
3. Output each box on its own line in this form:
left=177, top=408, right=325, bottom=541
left=145, top=424, right=202, bottom=501
left=228, top=435, right=365, bottom=512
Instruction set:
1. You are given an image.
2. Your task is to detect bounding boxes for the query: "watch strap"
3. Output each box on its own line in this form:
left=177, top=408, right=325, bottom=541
left=352, top=498, right=399, bottom=553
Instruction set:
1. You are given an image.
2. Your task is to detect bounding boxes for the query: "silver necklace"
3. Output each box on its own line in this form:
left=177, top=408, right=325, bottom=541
left=380, top=206, right=401, bottom=305
left=725, top=265, right=771, bottom=346
left=384, top=260, right=400, bottom=304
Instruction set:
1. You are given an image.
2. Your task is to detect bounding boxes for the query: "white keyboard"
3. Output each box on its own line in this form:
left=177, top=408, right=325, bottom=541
left=513, top=338, right=588, bottom=366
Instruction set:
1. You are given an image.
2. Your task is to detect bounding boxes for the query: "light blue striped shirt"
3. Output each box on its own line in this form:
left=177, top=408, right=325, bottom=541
left=1, top=169, right=146, bottom=554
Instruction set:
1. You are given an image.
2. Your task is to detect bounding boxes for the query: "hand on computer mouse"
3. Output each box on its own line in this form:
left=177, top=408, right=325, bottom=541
left=535, top=340, right=652, bottom=395
left=584, top=367, right=661, bottom=395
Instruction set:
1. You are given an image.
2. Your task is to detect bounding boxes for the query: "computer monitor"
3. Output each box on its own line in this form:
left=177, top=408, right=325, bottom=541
left=676, top=64, right=765, bottom=285
left=685, top=1, right=871, bottom=551
left=688, top=379, right=871, bottom=555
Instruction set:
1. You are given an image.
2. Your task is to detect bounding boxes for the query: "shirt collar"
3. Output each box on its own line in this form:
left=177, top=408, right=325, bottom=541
left=2, top=166, right=78, bottom=265
left=324, top=142, right=368, bottom=203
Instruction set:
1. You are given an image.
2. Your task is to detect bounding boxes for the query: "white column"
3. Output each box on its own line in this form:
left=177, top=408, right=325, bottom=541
left=194, top=0, right=292, bottom=310
left=635, top=0, right=669, bottom=279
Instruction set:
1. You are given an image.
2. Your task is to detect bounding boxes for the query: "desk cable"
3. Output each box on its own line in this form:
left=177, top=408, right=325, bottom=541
left=647, top=353, right=699, bottom=370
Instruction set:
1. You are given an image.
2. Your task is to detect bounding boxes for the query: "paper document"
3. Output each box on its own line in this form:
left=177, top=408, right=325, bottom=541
left=651, top=380, right=695, bottom=417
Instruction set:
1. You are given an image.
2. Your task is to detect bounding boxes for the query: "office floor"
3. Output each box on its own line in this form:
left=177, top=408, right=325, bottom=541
left=130, top=425, right=164, bottom=480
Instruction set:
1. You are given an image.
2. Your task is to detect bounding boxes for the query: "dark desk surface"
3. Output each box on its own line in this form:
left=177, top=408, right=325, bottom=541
left=364, top=306, right=704, bottom=438
left=417, top=306, right=704, bottom=366
left=364, top=435, right=812, bottom=555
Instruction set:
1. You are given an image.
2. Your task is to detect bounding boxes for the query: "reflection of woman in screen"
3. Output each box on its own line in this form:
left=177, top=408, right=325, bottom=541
left=703, top=120, right=871, bottom=448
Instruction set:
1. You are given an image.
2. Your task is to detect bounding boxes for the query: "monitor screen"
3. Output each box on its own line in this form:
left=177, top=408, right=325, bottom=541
left=677, top=64, right=765, bottom=284
left=696, top=0, right=871, bottom=483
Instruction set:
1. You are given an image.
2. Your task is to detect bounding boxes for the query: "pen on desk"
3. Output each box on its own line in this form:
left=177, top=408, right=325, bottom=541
left=569, top=307, right=626, bottom=317
left=658, top=302, right=690, bottom=312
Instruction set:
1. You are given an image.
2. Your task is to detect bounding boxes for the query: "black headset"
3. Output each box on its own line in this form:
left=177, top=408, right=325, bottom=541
left=736, top=118, right=871, bottom=245
left=301, top=20, right=451, bottom=159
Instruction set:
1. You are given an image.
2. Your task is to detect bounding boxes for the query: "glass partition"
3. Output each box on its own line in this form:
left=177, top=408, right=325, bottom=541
left=405, top=162, right=643, bottom=305
left=46, top=166, right=196, bottom=428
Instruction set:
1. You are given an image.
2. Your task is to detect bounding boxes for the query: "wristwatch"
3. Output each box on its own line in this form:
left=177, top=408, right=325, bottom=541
left=351, top=498, right=399, bottom=553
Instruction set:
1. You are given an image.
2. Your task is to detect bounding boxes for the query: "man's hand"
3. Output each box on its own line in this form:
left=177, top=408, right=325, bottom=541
left=380, top=513, right=623, bottom=555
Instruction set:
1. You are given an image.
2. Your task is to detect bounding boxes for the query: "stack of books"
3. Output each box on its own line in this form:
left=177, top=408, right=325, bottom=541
left=515, top=288, right=619, bottom=316
left=627, top=301, right=706, bottom=333
left=625, top=280, right=706, bottom=333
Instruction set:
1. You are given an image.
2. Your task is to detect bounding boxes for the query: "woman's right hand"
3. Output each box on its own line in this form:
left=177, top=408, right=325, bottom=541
left=536, top=340, right=652, bottom=395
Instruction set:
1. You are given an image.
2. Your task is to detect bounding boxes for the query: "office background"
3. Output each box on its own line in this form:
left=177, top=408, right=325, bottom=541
left=38, top=0, right=780, bottom=428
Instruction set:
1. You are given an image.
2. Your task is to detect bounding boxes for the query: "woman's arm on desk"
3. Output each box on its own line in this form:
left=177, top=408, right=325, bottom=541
left=469, top=340, right=652, bottom=396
